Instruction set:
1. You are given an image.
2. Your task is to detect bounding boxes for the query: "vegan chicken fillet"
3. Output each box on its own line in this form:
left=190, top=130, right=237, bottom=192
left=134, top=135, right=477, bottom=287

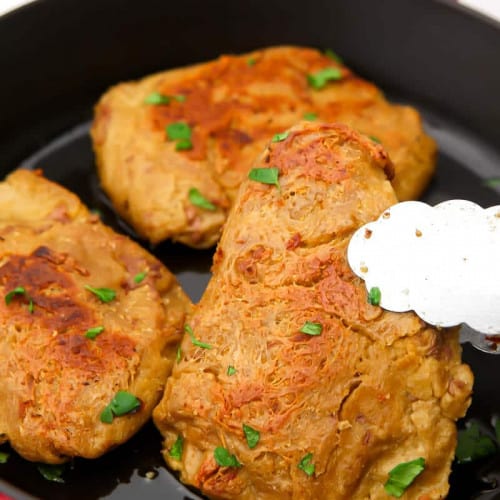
left=153, top=122, right=471, bottom=499
left=92, top=46, right=436, bottom=248
left=0, top=169, right=191, bottom=463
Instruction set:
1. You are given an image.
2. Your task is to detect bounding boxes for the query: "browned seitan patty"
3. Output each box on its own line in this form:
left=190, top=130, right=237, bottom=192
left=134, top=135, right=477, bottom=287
left=0, top=169, right=191, bottom=463
left=153, top=122, right=471, bottom=499
left=92, top=46, right=436, bottom=248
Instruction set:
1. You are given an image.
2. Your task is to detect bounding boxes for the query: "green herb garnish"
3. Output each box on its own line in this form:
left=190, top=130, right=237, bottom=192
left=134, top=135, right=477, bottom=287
left=303, top=112, right=317, bottom=121
left=37, top=463, right=65, bottom=483
left=0, top=451, right=9, bottom=464
left=144, top=92, right=185, bottom=105
left=307, top=67, right=343, bottom=90
left=248, top=167, right=280, bottom=189
left=85, top=326, right=105, bottom=340
left=144, top=92, right=171, bottom=105
left=85, top=285, right=116, bottom=303
left=100, top=405, right=114, bottom=424
left=166, top=122, right=192, bottom=151
left=167, top=122, right=191, bottom=138
left=298, top=453, right=315, bottom=476
left=169, top=435, right=184, bottom=460
left=175, top=138, right=193, bottom=151
left=5, top=286, right=34, bottom=313
left=483, top=178, right=500, bottom=188
left=325, top=48, right=343, bottom=63
left=188, top=188, right=216, bottom=211
left=133, top=271, right=147, bottom=284
left=247, top=57, right=256, bottom=66
left=299, top=321, right=323, bottom=336
left=100, top=391, right=141, bottom=424
left=456, top=422, right=496, bottom=464
left=227, top=365, right=237, bottom=376
left=370, top=135, right=382, bottom=144
left=185, top=324, right=212, bottom=350
left=368, top=286, right=381, bottom=306
left=214, top=446, right=242, bottom=467
left=5, top=286, right=27, bottom=305
left=272, top=131, right=289, bottom=142
left=243, top=424, right=260, bottom=449
left=384, top=457, right=425, bottom=498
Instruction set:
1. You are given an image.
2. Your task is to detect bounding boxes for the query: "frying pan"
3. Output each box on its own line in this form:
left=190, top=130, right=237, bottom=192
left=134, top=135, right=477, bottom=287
left=1, top=0, right=500, bottom=498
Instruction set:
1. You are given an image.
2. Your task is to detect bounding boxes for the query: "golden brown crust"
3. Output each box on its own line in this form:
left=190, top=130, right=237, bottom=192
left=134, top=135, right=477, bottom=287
left=92, top=46, right=436, bottom=248
left=153, top=123, right=471, bottom=499
left=0, top=169, right=191, bottom=463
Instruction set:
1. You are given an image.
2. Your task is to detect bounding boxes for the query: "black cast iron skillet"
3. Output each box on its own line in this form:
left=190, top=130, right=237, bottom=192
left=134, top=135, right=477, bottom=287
left=1, top=0, right=500, bottom=498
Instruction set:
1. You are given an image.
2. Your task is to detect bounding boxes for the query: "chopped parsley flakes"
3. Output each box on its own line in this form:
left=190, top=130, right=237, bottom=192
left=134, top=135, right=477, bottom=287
left=483, top=178, right=500, bottom=188
left=248, top=167, right=280, bottom=189
left=6, top=286, right=26, bottom=305
left=185, top=324, right=212, bottom=349
left=384, top=457, right=425, bottom=498
left=144, top=92, right=186, bottom=105
left=188, top=187, right=216, bottom=211
left=299, top=321, right=323, bottom=336
left=144, top=92, right=171, bottom=105
left=324, top=48, right=343, bottom=63
left=368, top=286, right=381, bottom=306
left=100, top=391, right=141, bottom=424
left=169, top=435, right=184, bottom=460
left=0, top=451, right=9, bottom=464
left=307, top=67, right=343, bottom=90
left=298, top=453, right=315, bottom=476
left=456, top=422, right=496, bottom=464
left=85, top=285, right=116, bottom=303
left=243, top=424, right=260, bottom=449
left=37, top=463, right=65, bottom=483
left=214, top=446, right=242, bottom=467
left=85, top=326, right=105, bottom=340
left=5, top=286, right=34, bottom=313
left=133, top=271, right=147, bottom=284
left=303, top=112, right=318, bottom=121
left=272, top=131, right=289, bottom=142
left=166, top=122, right=192, bottom=151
